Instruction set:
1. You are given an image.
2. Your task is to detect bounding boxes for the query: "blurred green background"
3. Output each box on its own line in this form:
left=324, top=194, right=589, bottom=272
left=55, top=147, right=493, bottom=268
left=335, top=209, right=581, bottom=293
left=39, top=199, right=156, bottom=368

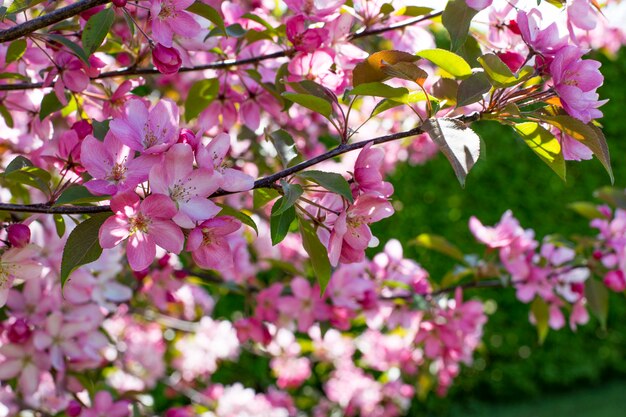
left=371, top=51, right=626, bottom=416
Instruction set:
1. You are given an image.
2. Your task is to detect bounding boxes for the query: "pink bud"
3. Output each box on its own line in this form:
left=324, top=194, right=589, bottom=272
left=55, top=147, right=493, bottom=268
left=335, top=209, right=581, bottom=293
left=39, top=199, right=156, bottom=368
left=497, top=51, right=525, bottom=73
left=6, top=318, right=31, bottom=344
left=7, top=223, right=31, bottom=247
left=133, top=268, right=149, bottom=281
left=66, top=400, right=82, bottom=417
left=173, top=270, right=188, bottom=280
left=72, top=120, right=93, bottom=140
left=507, top=19, right=521, bottom=35
left=152, top=44, right=182, bottom=75
left=603, top=270, right=626, bottom=292
left=112, top=0, right=127, bottom=7
left=158, top=253, right=171, bottom=268
left=117, top=52, right=133, bottom=67
left=593, top=250, right=604, bottom=260
left=177, top=129, right=199, bottom=150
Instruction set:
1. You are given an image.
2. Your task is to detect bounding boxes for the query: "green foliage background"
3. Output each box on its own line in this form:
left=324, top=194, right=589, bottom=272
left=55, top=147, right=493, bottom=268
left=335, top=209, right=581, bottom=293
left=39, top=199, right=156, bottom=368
left=371, top=51, right=626, bottom=415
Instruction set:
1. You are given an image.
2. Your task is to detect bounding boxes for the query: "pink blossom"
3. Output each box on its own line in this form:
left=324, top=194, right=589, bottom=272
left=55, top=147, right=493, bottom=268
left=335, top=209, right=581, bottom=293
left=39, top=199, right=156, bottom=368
left=196, top=132, right=254, bottom=192
left=328, top=193, right=394, bottom=266
left=149, top=143, right=221, bottom=227
left=604, top=270, right=626, bottom=292
left=99, top=192, right=184, bottom=271
left=288, top=49, right=346, bottom=93
left=81, top=132, right=154, bottom=195
left=284, top=0, right=345, bottom=21
left=466, top=0, right=493, bottom=10
left=0, top=246, right=42, bottom=307
left=0, top=344, right=50, bottom=395
left=109, top=99, right=179, bottom=154
left=271, top=356, right=311, bottom=389
left=81, top=391, right=130, bottom=417
left=186, top=216, right=242, bottom=272
left=278, top=277, right=330, bottom=332
left=516, top=9, right=568, bottom=57
left=552, top=128, right=593, bottom=161
left=567, top=0, right=597, bottom=33
left=255, top=283, right=284, bottom=323
left=353, top=143, right=393, bottom=198
left=152, top=43, right=183, bottom=74
left=43, top=52, right=90, bottom=105
left=7, top=224, right=30, bottom=247
left=550, top=45, right=606, bottom=123
left=150, top=0, right=201, bottom=47
left=286, top=15, right=328, bottom=53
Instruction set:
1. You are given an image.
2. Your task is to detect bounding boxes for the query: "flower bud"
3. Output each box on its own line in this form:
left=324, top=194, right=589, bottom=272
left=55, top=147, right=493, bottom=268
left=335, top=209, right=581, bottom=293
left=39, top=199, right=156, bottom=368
left=152, top=44, right=182, bottom=75
left=603, top=270, right=626, bottom=292
left=7, top=318, right=32, bottom=344
left=112, top=0, right=127, bottom=7
left=7, top=223, right=31, bottom=247
left=497, top=51, right=525, bottom=73
left=71, top=120, right=93, bottom=140
left=177, top=129, right=199, bottom=150
left=66, top=400, right=82, bottom=417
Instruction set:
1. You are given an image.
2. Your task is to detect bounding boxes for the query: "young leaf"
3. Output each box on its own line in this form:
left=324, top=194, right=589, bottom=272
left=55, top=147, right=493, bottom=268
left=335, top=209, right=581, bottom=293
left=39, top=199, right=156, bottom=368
left=4, top=155, right=33, bottom=173
left=92, top=119, right=110, bottom=141
left=0, top=104, right=14, bottom=128
left=253, top=188, right=280, bottom=209
left=417, top=49, right=473, bottom=79
left=46, top=34, right=90, bottom=65
left=567, top=202, right=606, bottom=220
left=352, top=50, right=419, bottom=86
left=53, top=214, right=66, bottom=238
left=82, top=7, right=115, bottom=55
left=457, top=71, right=492, bottom=107
left=298, top=217, right=332, bottom=294
left=60, top=212, right=113, bottom=287
left=586, top=279, right=609, bottom=330
left=268, top=129, right=301, bottom=167
left=422, top=118, right=481, bottom=187
left=296, top=170, right=353, bottom=203
left=348, top=82, right=409, bottom=98
left=6, top=39, right=27, bottom=64
left=287, top=80, right=338, bottom=105
left=215, top=203, right=258, bottom=235
left=273, top=181, right=303, bottom=215
left=513, top=122, right=566, bottom=181
left=39, top=92, right=65, bottom=121
left=54, top=185, right=109, bottom=206
left=270, top=198, right=295, bottom=245
left=442, top=0, right=478, bottom=51
left=380, top=61, right=428, bottom=85
left=412, top=233, right=465, bottom=262
left=538, top=114, right=613, bottom=183
left=281, top=92, right=332, bottom=118
left=187, top=1, right=225, bottom=33
left=531, top=297, right=550, bottom=344
left=185, top=78, right=219, bottom=121
left=477, top=54, right=534, bottom=88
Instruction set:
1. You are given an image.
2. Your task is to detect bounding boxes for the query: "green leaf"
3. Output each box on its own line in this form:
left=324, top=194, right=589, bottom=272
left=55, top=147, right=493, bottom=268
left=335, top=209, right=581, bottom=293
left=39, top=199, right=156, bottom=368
left=270, top=198, right=295, bottom=245
left=46, top=34, right=90, bottom=65
left=273, top=181, right=303, bottom=215
left=586, top=279, right=609, bottom=330
left=53, top=214, right=66, bottom=238
left=3, top=165, right=51, bottom=195
left=60, top=212, right=113, bottom=287
left=297, top=170, right=353, bottom=203
left=216, top=203, right=258, bottom=235
left=442, top=0, right=478, bottom=52
left=352, top=50, right=419, bottom=86
left=531, top=297, right=550, bottom=344
left=348, top=82, right=409, bottom=98
left=253, top=188, right=280, bottom=209
left=241, top=13, right=275, bottom=32
left=4, top=155, right=33, bottom=173
left=413, top=233, right=465, bottom=262
left=477, top=54, right=534, bottom=88
left=268, top=129, right=301, bottom=167
left=39, top=91, right=64, bottom=120
left=185, top=78, right=219, bottom=121
left=281, top=92, right=332, bottom=118
left=187, top=1, right=225, bottom=33
left=456, top=71, right=492, bottom=107
left=286, top=80, right=337, bottom=105
left=0, top=72, right=29, bottom=81
left=0, top=104, right=14, bottom=128
left=513, top=122, right=566, bottom=181
left=226, top=23, right=246, bottom=37
left=399, top=6, right=434, bottom=16
left=537, top=114, right=613, bottom=183
left=594, top=187, right=626, bottom=209
left=417, top=49, right=473, bottom=79
left=92, top=119, right=110, bottom=141
left=6, top=39, right=27, bottom=64
left=567, top=201, right=606, bottom=220
left=422, top=118, right=481, bottom=187
left=54, top=185, right=110, bottom=206
left=82, top=7, right=115, bottom=55
left=298, top=217, right=332, bottom=294
left=381, top=61, right=428, bottom=85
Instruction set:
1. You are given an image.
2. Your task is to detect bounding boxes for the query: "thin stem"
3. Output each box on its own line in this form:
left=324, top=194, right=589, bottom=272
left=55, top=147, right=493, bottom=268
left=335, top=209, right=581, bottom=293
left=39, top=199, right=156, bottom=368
left=0, top=112, right=479, bottom=215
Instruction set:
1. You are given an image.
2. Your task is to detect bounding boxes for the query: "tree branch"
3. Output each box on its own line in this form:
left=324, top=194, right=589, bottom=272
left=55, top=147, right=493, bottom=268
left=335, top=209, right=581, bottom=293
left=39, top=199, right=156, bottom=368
left=0, top=10, right=443, bottom=92
left=0, top=112, right=479, bottom=215
left=0, top=0, right=111, bottom=44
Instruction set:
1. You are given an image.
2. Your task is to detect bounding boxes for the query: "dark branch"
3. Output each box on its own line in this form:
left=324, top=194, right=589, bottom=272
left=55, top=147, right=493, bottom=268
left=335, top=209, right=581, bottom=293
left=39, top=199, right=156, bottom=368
left=0, top=113, right=479, bottom=215
left=349, top=10, right=444, bottom=40
left=0, top=0, right=110, bottom=44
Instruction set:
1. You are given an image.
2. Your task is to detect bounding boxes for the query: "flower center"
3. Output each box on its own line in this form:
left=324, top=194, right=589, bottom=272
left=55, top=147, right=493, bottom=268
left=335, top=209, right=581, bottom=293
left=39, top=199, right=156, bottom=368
left=159, top=2, right=175, bottom=19
left=129, top=213, right=150, bottom=235
left=107, top=161, right=127, bottom=182
left=201, top=227, right=214, bottom=246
